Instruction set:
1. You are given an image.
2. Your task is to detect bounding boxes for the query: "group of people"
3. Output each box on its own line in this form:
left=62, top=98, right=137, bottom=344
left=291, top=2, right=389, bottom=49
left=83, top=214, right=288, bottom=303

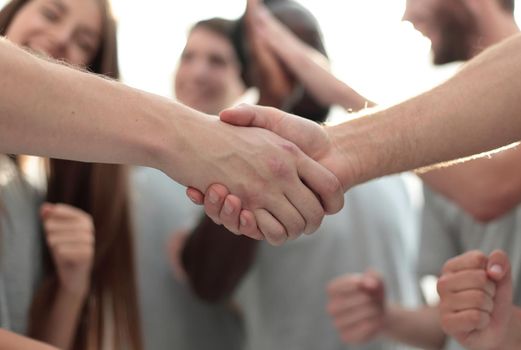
left=2, top=0, right=521, bottom=349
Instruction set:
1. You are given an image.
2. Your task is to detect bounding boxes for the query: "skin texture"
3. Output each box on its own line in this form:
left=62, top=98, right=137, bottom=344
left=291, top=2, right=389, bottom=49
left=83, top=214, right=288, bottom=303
left=191, top=32, right=521, bottom=240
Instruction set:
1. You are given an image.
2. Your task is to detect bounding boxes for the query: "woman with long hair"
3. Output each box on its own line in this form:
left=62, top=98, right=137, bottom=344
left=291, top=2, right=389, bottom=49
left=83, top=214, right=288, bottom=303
left=0, top=0, right=142, bottom=349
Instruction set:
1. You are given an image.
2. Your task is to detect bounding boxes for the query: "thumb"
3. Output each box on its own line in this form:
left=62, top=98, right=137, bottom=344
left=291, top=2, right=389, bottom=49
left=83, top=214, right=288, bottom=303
left=220, top=104, right=280, bottom=130
left=186, top=187, right=204, bottom=205
left=362, top=269, right=385, bottom=300
left=487, top=250, right=513, bottom=321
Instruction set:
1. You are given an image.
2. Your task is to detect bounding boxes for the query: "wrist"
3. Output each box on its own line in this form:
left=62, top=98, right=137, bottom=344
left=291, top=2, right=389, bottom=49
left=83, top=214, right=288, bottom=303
left=151, top=101, right=213, bottom=185
left=324, top=122, right=364, bottom=190
left=496, top=308, right=521, bottom=350
left=56, top=284, right=89, bottom=305
left=380, top=304, right=398, bottom=338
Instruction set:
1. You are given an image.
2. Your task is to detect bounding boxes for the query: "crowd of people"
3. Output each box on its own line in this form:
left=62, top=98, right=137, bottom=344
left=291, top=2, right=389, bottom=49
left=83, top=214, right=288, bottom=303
left=1, top=0, right=521, bottom=349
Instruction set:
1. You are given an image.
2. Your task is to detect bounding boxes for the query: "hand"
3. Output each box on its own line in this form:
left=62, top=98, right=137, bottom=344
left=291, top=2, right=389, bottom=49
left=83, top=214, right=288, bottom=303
left=437, top=250, right=514, bottom=350
left=177, top=113, right=344, bottom=245
left=244, top=0, right=295, bottom=107
left=41, top=203, right=95, bottom=298
left=326, top=270, right=386, bottom=344
left=186, top=105, right=354, bottom=241
left=251, top=5, right=371, bottom=110
left=168, top=230, right=190, bottom=283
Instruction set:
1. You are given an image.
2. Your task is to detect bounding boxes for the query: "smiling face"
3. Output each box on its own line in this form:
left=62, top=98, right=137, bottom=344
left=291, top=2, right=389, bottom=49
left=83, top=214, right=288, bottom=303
left=403, top=0, right=477, bottom=64
left=5, top=0, right=102, bottom=67
left=175, top=25, right=245, bottom=114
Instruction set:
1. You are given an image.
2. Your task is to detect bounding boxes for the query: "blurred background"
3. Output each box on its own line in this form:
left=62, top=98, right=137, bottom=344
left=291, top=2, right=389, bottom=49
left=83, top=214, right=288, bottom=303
left=5, top=0, right=520, bottom=106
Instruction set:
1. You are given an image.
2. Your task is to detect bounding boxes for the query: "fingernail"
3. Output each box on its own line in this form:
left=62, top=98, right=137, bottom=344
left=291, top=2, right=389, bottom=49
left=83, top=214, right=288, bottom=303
left=240, top=215, right=247, bottom=227
left=490, top=264, right=503, bottom=275
left=208, top=190, right=219, bottom=204
left=187, top=193, right=198, bottom=204
left=224, top=200, right=234, bottom=215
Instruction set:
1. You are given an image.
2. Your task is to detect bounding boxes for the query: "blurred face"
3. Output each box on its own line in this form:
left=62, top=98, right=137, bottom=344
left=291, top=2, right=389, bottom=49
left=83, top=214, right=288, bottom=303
left=175, top=27, right=245, bottom=115
left=6, top=0, right=102, bottom=67
left=403, top=0, right=476, bottom=64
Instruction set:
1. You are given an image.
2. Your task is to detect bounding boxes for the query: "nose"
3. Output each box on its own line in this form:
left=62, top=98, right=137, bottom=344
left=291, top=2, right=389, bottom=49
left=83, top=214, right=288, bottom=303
left=187, top=58, right=212, bottom=85
left=402, top=1, right=413, bottom=23
left=46, top=24, right=74, bottom=58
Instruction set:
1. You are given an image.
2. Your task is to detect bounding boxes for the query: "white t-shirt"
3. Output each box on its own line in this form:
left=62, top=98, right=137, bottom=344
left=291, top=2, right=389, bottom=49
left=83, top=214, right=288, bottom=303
left=130, top=167, right=244, bottom=350
left=0, top=156, right=42, bottom=334
left=235, top=175, right=421, bottom=350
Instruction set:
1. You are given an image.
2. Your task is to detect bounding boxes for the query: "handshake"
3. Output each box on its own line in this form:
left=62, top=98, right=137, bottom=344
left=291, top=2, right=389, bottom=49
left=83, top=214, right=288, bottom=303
left=181, top=103, right=359, bottom=246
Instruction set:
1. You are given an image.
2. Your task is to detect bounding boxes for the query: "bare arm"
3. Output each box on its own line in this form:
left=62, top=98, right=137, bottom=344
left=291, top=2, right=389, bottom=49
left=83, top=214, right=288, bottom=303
left=323, top=33, right=521, bottom=188
left=0, top=330, right=58, bottom=350
left=34, top=204, right=94, bottom=349
left=0, top=38, right=346, bottom=241
left=420, top=147, right=521, bottom=221
left=36, top=290, right=86, bottom=350
left=181, top=215, right=258, bottom=302
left=253, top=4, right=374, bottom=111
left=183, top=33, right=521, bottom=237
left=383, top=305, right=445, bottom=349
left=327, top=272, right=445, bottom=350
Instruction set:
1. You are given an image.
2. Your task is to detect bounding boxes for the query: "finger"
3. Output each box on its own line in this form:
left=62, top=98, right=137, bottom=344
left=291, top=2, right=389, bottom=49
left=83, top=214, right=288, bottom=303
left=440, top=290, right=494, bottom=314
left=203, top=184, right=229, bottom=225
left=254, top=209, right=287, bottom=246
left=44, top=203, right=92, bottom=221
left=442, top=251, right=488, bottom=274
left=285, top=154, right=325, bottom=235
left=332, top=304, right=382, bottom=330
left=361, top=270, right=385, bottom=302
left=220, top=104, right=279, bottom=128
left=219, top=195, right=241, bottom=235
left=298, top=153, right=344, bottom=216
left=43, top=220, right=94, bottom=235
left=186, top=187, right=204, bottom=205
left=238, top=210, right=264, bottom=240
left=221, top=104, right=344, bottom=215
left=327, top=274, right=364, bottom=295
left=327, top=292, right=374, bottom=317
left=40, top=202, right=54, bottom=219
left=437, top=270, right=496, bottom=298
left=47, top=234, right=95, bottom=248
left=441, top=310, right=491, bottom=334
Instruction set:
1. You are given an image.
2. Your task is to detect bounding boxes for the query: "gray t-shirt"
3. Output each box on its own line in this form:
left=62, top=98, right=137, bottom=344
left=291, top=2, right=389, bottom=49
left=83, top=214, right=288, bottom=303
left=234, top=175, right=421, bottom=350
left=420, top=185, right=521, bottom=350
left=131, top=167, right=244, bottom=350
left=0, top=155, right=42, bottom=334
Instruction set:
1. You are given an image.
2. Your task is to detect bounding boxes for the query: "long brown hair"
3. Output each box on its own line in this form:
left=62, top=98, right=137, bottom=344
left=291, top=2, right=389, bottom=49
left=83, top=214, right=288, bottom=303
left=0, top=1, right=142, bottom=349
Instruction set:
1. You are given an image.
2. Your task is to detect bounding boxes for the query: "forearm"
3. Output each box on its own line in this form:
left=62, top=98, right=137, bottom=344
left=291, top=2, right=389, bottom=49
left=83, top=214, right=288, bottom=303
left=421, top=146, right=521, bottom=221
left=0, top=330, right=58, bottom=350
left=285, top=42, right=372, bottom=111
left=182, top=216, right=258, bottom=302
left=383, top=305, right=445, bottom=350
left=330, top=34, right=521, bottom=186
left=37, top=288, right=87, bottom=350
left=0, top=38, right=199, bottom=177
